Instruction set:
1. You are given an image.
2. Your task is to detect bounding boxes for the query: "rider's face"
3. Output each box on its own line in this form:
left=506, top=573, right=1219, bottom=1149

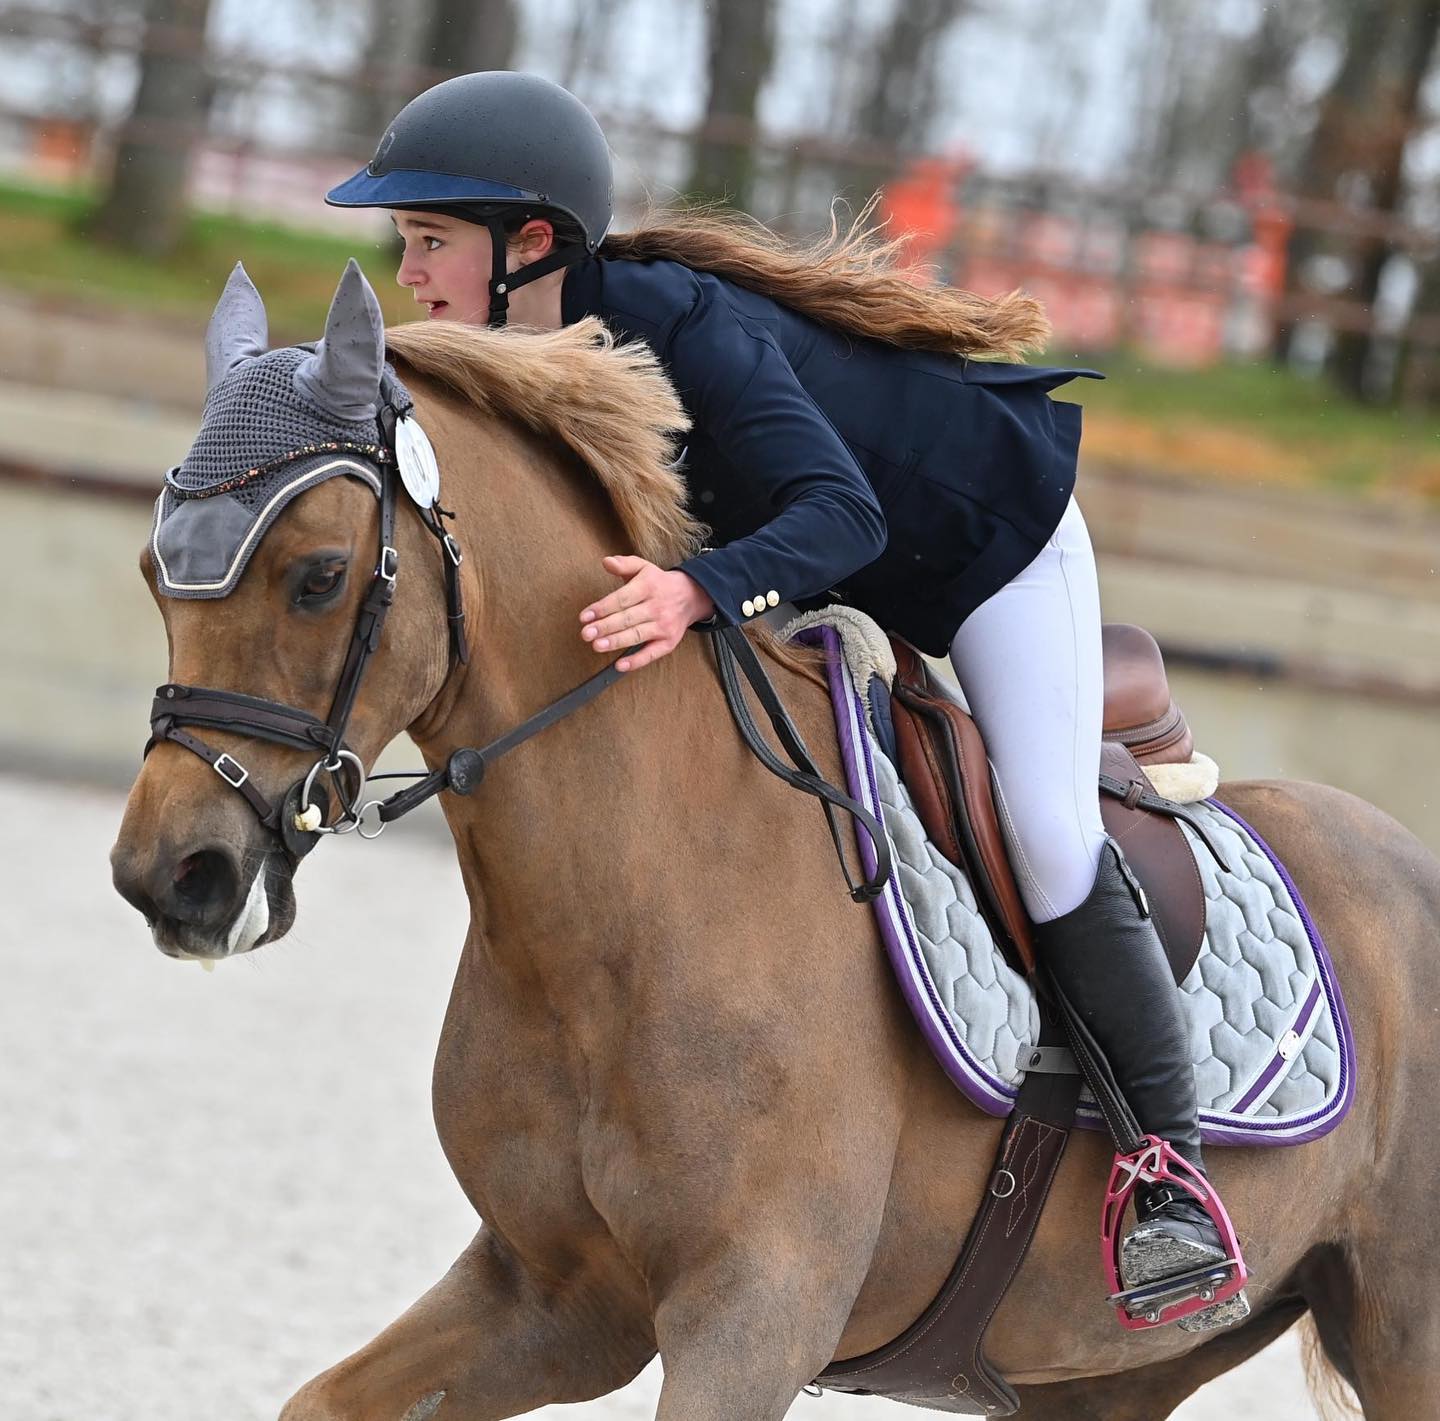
left=391, top=212, right=495, bottom=325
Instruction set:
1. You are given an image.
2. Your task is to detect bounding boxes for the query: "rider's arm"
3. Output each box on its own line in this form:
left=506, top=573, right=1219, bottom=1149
left=646, top=276, right=888, bottom=625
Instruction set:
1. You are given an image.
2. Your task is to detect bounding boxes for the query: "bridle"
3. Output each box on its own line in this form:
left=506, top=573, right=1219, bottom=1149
left=145, top=402, right=893, bottom=899
left=145, top=401, right=470, bottom=862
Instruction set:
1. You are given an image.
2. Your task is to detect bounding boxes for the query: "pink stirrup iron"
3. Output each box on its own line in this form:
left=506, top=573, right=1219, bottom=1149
left=1100, top=1136, right=1248, bottom=1330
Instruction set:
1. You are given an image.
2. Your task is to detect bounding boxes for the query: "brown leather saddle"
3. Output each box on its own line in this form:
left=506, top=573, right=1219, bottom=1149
left=887, top=622, right=1222, bottom=985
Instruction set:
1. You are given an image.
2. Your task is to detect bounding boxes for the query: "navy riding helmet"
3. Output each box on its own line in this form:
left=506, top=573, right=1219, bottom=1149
left=326, top=71, right=614, bottom=327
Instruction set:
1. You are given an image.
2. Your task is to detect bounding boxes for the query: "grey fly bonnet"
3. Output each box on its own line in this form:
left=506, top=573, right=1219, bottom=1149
left=143, top=259, right=465, bottom=863
left=151, top=258, right=414, bottom=597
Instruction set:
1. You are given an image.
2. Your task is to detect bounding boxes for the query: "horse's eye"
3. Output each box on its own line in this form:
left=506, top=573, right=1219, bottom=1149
left=296, top=564, right=345, bottom=604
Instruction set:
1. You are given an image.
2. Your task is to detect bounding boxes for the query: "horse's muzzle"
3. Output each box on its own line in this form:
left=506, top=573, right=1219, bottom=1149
left=111, top=837, right=295, bottom=958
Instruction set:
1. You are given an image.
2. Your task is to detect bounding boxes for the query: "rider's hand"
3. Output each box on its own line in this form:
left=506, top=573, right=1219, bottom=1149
left=579, top=555, right=716, bottom=673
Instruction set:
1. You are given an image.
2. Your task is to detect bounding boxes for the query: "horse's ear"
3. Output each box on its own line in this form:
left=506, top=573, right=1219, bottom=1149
left=294, top=258, right=385, bottom=422
left=205, top=262, right=269, bottom=391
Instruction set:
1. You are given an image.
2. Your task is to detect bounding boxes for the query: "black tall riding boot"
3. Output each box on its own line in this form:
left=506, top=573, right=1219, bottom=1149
left=1032, top=839, right=1226, bottom=1283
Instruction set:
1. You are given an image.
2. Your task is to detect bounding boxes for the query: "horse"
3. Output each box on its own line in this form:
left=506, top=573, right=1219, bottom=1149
left=110, top=263, right=1440, bottom=1421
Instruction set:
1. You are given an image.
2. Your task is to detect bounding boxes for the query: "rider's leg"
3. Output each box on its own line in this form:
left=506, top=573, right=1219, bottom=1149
left=947, top=497, right=1224, bottom=1273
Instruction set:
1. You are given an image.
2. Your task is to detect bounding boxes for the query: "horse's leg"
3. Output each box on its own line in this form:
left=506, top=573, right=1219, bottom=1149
left=1300, top=1234, right=1440, bottom=1417
left=279, top=1227, right=654, bottom=1421
left=649, top=1246, right=859, bottom=1421
left=1011, top=1296, right=1308, bottom=1420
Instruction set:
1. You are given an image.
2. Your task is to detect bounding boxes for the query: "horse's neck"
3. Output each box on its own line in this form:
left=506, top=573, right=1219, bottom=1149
left=407, top=426, right=737, bottom=965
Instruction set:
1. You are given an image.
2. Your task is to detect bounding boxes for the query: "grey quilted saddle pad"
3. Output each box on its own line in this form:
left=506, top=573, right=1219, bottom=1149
left=801, top=620, right=1355, bottom=1148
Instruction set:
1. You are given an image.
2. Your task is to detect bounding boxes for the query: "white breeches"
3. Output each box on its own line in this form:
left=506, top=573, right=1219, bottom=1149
left=947, top=496, right=1108, bottom=923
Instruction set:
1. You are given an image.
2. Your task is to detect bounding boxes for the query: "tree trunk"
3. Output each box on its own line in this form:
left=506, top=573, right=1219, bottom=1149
left=855, top=0, right=968, bottom=152
left=348, top=0, right=429, bottom=152
left=423, top=0, right=518, bottom=79
left=1273, top=0, right=1440, bottom=391
left=686, top=0, right=775, bottom=210
left=90, top=0, right=213, bottom=258
left=1328, top=0, right=1440, bottom=397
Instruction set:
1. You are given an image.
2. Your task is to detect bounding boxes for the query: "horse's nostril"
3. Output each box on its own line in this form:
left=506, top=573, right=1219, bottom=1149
left=168, top=847, right=241, bottom=925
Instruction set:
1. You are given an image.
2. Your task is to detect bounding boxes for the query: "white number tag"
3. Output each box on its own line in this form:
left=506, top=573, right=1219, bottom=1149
left=395, top=415, right=441, bottom=509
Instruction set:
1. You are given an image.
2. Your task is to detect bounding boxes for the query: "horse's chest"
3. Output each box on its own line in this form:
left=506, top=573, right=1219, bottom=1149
left=430, top=971, right=592, bottom=1209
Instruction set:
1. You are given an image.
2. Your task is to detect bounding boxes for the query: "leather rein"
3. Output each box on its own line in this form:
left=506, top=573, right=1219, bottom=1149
left=144, top=407, right=891, bottom=899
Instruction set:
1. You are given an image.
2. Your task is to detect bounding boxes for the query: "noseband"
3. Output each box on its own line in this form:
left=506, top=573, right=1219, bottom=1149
left=144, top=404, right=892, bottom=899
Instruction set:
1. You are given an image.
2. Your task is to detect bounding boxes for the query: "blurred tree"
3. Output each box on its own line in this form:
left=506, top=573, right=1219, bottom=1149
left=560, top=0, right=626, bottom=90
left=687, top=0, right=776, bottom=209
left=91, top=0, right=214, bottom=257
left=349, top=0, right=430, bottom=148
left=855, top=0, right=969, bottom=152
left=345, top=0, right=515, bottom=154
left=1329, top=0, right=1440, bottom=397
left=422, top=0, right=518, bottom=78
left=1278, top=0, right=1440, bottom=398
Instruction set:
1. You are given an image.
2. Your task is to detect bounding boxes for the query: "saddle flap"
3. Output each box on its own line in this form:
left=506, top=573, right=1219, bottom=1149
left=891, top=640, right=1037, bottom=976
left=1099, top=741, right=1206, bottom=986
left=883, top=637, right=1203, bottom=988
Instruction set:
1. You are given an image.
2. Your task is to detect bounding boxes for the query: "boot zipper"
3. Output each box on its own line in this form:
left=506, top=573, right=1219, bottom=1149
left=1115, top=848, right=1151, bottom=917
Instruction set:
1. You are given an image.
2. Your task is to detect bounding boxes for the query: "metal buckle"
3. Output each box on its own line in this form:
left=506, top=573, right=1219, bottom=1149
left=212, top=753, right=249, bottom=789
left=442, top=533, right=463, bottom=567
left=378, top=545, right=399, bottom=585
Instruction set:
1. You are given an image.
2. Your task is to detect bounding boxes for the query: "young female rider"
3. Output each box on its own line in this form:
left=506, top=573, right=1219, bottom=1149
left=327, top=70, right=1234, bottom=1315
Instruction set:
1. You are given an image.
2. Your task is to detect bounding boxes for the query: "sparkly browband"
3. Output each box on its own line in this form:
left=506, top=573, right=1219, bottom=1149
left=164, top=440, right=393, bottom=502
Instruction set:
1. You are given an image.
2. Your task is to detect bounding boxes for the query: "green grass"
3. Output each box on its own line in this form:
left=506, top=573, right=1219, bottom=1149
left=1063, top=356, right=1440, bottom=497
left=1067, top=353, right=1440, bottom=450
left=0, top=177, right=410, bottom=334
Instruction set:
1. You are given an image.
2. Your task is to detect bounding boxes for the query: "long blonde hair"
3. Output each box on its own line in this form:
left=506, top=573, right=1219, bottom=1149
left=598, top=196, right=1050, bottom=361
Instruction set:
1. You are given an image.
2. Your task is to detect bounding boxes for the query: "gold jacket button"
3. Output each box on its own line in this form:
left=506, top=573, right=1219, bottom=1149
left=766, top=590, right=780, bottom=607
left=741, top=599, right=755, bottom=618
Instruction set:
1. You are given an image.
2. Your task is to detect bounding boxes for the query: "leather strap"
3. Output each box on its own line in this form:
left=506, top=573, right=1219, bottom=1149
left=153, top=725, right=282, bottom=828
left=816, top=1033, right=1082, bottom=1415
left=325, top=458, right=399, bottom=746
left=148, top=685, right=333, bottom=755
left=1098, top=767, right=1231, bottom=873
left=375, top=661, right=628, bottom=824
left=710, top=625, right=891, bottom=903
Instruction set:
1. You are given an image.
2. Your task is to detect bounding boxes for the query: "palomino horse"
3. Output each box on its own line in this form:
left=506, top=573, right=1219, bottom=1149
left=111, top=265, right=1439, bottom=1420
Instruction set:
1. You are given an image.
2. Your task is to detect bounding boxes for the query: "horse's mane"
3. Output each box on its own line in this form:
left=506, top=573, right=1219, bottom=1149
left=384, top=318, right=703, bottom=568
left=384, top=317, right=825, bottom=686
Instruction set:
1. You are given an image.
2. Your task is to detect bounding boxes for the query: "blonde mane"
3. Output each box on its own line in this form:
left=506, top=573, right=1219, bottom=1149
left=384, top=318, right=703, bottom=567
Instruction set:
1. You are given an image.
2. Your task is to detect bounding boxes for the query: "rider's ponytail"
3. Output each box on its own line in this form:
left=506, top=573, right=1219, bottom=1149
left=598, top=196, right=1050, bottom=362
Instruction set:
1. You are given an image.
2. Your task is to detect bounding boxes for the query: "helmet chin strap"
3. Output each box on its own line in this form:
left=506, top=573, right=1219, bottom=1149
left=484, top=216, right=590, bottom=328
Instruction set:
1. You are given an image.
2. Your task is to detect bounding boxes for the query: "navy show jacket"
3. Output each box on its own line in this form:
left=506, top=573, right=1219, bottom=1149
left=560, top=254, right=1100, bottom=657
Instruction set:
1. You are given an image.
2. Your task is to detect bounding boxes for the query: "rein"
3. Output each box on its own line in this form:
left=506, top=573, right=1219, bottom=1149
left=143, top=415, right=891, bottom=900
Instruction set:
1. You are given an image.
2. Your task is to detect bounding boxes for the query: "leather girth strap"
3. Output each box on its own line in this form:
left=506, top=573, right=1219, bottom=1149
left=815, top=1024, right=1083, bottom=1415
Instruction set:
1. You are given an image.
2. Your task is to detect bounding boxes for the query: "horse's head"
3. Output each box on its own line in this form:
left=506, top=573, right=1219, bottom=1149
left=110, top=261, right=457, bottom=961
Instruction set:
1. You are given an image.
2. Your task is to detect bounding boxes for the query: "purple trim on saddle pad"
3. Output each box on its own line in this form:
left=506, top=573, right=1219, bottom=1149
left=1233, top=979, right=1322, bottom=1113
left=801, top=623, right=1356, bottom=1149
left=806, top=626, right=1016, bottom=1115
left=1199, top=798, right=1357, bottom=1146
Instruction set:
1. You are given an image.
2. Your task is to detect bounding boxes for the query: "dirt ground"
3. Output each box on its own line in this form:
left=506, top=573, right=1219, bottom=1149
left=1, top=774, right=1329, bottom=1420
